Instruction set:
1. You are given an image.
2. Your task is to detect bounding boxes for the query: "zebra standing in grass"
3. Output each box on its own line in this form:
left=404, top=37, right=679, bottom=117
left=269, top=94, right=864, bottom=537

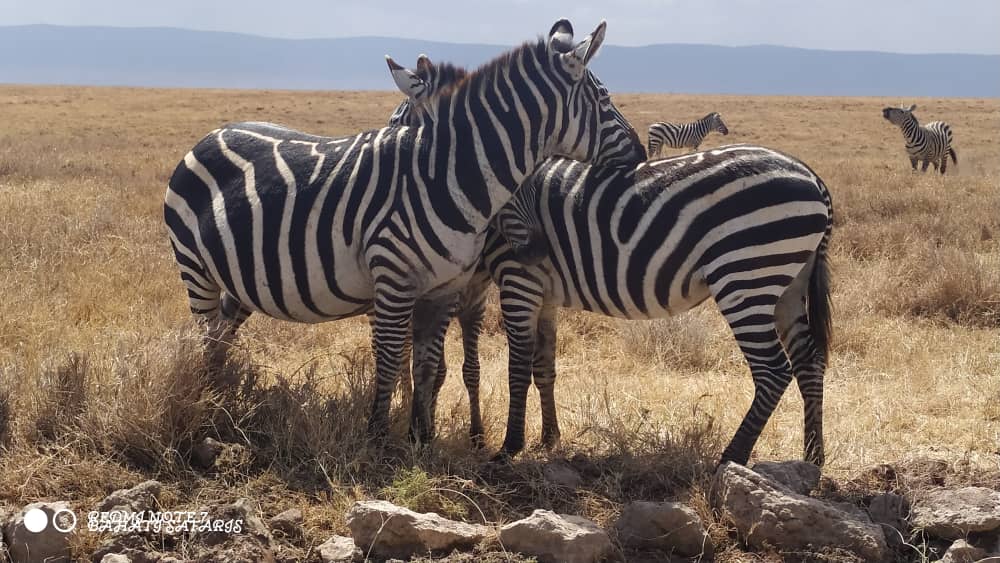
left=163, top=19, right=645, bottom=445
left=647, top=112, right=729, bottom=156
left=389, top=59, right=833, bottom=466
left=882, top=104, right=957, bottom=174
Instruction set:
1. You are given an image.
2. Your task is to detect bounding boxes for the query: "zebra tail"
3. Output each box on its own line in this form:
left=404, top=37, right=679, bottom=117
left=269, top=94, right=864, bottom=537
left=949, top=147, right=958, bottom=165
left=809, top=181, right=833, bottom=363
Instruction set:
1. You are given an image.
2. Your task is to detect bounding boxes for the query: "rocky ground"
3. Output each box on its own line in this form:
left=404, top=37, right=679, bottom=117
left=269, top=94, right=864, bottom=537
left=3, top=456, right=999, bottom=562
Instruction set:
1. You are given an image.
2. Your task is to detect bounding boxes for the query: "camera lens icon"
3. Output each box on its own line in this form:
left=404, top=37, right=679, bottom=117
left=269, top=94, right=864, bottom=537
left=22, top=507, right=77, bottom=533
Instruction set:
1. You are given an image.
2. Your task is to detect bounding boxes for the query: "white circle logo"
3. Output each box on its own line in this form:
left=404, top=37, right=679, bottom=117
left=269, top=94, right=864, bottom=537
left=23, top=508, right=48, bottom=533
left=52, top=509, right=77, bottom=533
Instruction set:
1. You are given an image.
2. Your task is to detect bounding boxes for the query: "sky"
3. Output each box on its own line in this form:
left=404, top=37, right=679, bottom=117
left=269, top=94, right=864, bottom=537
left=1, top=0, right=998, bottom=55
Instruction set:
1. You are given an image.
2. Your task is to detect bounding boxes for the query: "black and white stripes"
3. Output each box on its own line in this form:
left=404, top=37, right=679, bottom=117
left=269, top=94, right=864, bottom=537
left=164, top=19, right=645, bottom=445
left=882, top=104, right=957, bottom=174
left=647, top=112, right=729, bottom=156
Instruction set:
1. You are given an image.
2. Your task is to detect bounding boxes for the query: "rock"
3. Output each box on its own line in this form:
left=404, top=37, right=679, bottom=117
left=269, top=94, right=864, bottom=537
left=752, top=460, right=821, bottom=495
left=346, top=500, right=490, bottom=559
left=191, top=437, right=225, bottom=468
left=500, top=509, right=613, bottom=563
left=95, top=480, right=163, bottom=513
left=101, top=555, right=133, bottom=563
left=614, top=500, right=712, bottom=558
left=911, top=487, right=1000, bottom=540
left=868, top=492, right=910, bottom=549
left=195, top=498, right=272, bottom=547
left=939, top=539, right=987, bottom=563
left=317, top=535, right=363, bottom=562
left=3, top=501, right=75, bottom=563
left=714, top=463, right=888, bottom=562
left=268, top=508, right=303, bottom=538
left=543, top=461, right=582, bottom=488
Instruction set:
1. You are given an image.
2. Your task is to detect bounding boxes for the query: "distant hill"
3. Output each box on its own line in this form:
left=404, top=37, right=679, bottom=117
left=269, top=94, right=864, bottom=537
left=1, top=25, right=998, bottom=97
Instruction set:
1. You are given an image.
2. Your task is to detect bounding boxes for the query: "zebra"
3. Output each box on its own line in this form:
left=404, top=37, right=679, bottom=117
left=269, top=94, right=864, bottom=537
left=163, top=19, right=646, bottom=446
left=386, top=59, right=833, bottom=466
left=882, top=104, right=957, bottom=174
left=647, top=112, right=729, bottom=156
left=479, top=147, right=834, bottom=466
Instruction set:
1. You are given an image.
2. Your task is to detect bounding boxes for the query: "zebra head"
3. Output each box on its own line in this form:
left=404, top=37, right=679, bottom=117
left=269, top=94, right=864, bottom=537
left=386, top=55, right=468, bottom=127
left=709, top=112, right=730, bottom=135
left=882, top=104, right=918, bottom=127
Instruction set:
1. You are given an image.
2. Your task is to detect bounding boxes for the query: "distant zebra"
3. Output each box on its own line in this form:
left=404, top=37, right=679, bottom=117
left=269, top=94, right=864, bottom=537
left=647, top=112, right=729, bottom=156
left=882, top=104, right=957, bottom=174
left=389, top=59, right=833, bottom=467
left=163, top=19, right=645, bottom=445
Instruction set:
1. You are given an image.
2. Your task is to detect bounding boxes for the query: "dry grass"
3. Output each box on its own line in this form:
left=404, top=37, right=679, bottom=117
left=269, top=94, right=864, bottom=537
left=0, top=85, right=999, bottom=561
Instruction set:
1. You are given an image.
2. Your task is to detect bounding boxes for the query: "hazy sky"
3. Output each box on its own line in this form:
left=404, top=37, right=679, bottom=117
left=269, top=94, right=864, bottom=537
left=2, top=0, right=998, bottom=55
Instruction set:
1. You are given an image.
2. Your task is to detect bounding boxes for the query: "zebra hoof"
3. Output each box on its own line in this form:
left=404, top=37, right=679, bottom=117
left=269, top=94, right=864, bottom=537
left=488, top=450, right=514, bottom=464
left=470, top=433, right=486, bottom=450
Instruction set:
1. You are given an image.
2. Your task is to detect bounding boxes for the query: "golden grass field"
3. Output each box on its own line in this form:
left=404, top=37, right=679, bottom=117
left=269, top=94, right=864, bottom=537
left=0, top=85, right=998, bottom=561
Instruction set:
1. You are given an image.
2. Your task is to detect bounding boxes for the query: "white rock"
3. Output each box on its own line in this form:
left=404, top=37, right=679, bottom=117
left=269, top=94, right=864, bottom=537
left=2, top=501, right=74, bottom=563
left=100, top=554, right=133, bottom=563
left=614, top=501, right=712, bottom=557
left=346, top=500, right=489, bottom=559
left=939, top=539, right=987, bottom=563
left=317, top=535, right=363, bottom=563
left=500, top=509, right=613, bottom=563
left=714, top=463, right=888, bottom=562
left=268, top=508, right=303, bottom=538
left=910, top=486, right=1000, bottom=540
left=752, top=460, right=821, bottom=495
left=95, top=480, right=162, bottom=513
left=542, top=461, right=582, bottom=488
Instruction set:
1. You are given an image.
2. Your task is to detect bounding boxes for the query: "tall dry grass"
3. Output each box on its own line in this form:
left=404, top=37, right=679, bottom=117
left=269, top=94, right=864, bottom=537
left=0, top=85, right=998, bottom=560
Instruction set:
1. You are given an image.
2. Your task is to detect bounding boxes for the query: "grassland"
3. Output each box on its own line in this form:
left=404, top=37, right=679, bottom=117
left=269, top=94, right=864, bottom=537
left=0, top=85, right=998, bottom=561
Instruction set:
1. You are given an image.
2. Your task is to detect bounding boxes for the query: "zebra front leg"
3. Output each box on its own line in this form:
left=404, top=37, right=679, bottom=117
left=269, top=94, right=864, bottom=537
left=533, top=305, right=561, bottom=450
left=408, top=298, right=454, bottom=446
left=204, top=294, right=252, bottom=378
left=366, top=290, right=416, bottom=443
left=458, top=295, right=487, bottom=448
left=909, top=157, right=918, bottom=172
left=920, top=159, right=931, bottom=172
left=493, top=284, right=543, bottom=461
left=369, top=313, right=414, bottom=408
left=939, top=156, right=948, bottom=175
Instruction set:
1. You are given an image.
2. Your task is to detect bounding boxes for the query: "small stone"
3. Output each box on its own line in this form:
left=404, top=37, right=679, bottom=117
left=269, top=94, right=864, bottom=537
left=317, top=535, right=363, bottom=562
left=95, top=480, right=163, bottom=514
left=346, top=500, right=490, bottom=559
left=268, top=508, right=303, bottom=538
left=543, top=461, right=583, bottom=488
left=3, top=501, right=74, bottom=563
left=911, top=486, right=1000, bottom=540
left=752, top=460, right=821, bottom=495
left=100, top=554, right=133, bottom=563
left=614, top=501, right=712, bottom=558
left=500, top=509, right=613, bottom=563
left=939, top=539, right=987, bottom=563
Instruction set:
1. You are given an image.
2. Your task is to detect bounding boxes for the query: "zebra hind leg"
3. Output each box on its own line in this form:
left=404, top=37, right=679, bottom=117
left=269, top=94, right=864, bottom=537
left=715, top=291, right=793, bottom=466
left=458, top=294, right=487, bottom=448
left=408, top=297, right=454, bottom=446
left=532, top=305, right=561, bottom=450
left=774, top=254, right=828, bottom=467
left=368, top=313, right=413, bottom=410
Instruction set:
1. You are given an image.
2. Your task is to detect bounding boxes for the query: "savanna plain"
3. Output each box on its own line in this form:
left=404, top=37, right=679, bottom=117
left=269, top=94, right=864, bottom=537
left=0, top=86, right=998, bottom=561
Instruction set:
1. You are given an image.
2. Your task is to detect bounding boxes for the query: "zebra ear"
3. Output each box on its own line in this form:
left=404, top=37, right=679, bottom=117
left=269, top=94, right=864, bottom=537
left=548, top=19, right=574, bottom=53
left=416, top=54, right=432, bottom=73
left=559, top=20, right=606, bottom=80
left=908, top=104, right=917, bottom=112
left=386, top=55, right=428, bottom=102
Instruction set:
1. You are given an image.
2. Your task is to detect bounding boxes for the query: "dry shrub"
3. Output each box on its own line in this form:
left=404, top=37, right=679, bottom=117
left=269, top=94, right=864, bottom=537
left=880, top=247, right=1000, bottom=327
left=32, top=353, right=89, bottom=441
left=616, top=312, right=721, bottom=372
left=0, top=386, right=11, bottom=449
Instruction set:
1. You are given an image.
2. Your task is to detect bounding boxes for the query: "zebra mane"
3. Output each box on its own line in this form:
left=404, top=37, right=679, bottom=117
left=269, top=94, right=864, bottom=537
left=433, top=37, right=553, bottom=101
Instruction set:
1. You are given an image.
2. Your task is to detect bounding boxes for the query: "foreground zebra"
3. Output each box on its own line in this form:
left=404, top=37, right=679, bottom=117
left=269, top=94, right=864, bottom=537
left=391, top=60, right=833, bottom=466
left=163, top=19, right=645, bottom=444
left=647, top=112, right=729, bottom=156
left=882, top=104, right=957, bottom=174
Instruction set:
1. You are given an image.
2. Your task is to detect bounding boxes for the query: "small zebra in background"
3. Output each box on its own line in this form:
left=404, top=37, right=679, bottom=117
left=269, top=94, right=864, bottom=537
left=882, top=104, right=957, bottom=174
left=647, top=112, right=729, bottom=156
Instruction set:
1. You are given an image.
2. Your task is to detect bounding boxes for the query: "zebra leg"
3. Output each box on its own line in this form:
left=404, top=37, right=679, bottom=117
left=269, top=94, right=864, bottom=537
left=366, top=287, right=416, bottom=442
left=494, top=277, right=545, bottom=460
left=204, top=293, right=252, bottom=374
left=774, top=255, right=827, bottom=467
left=939, top=156, right=948, bottom=175
left=716, top=292, right=793, bottom=466
left=368, top=313, right=413, bottom=408
left=457, top=293, right=487, bottom=448
left=532, top=304, right=561, bottom=450
left=408, top=297, right=454, bottom=445
left=909, top=157, right=918, bottom=172
left=921, top=159, right=930, bottom=172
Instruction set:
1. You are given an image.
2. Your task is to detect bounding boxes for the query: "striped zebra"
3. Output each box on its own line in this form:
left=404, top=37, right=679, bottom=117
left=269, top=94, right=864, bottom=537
left=163, top=19, right=645, bottom=445
left=480, top=147, right=834, bottom=466
left=647, top=112, right=729, bottom=156
left=882, top=104, right=957, bottom=174
left=387, top=58, right=832, bottom=466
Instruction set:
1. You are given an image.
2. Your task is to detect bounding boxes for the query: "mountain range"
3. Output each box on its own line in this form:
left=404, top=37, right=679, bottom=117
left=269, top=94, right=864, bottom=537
left=1, top=25, right=997, bottom=97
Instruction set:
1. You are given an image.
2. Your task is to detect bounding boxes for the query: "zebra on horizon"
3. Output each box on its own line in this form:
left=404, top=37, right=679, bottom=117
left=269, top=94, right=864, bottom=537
left=882, top=104, right=957, bottom=174
left=389, top=59, right=833, bottom=467
left=647, top=112, right=729, bottom=156
left=163, top=19, right=645, bottom=445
